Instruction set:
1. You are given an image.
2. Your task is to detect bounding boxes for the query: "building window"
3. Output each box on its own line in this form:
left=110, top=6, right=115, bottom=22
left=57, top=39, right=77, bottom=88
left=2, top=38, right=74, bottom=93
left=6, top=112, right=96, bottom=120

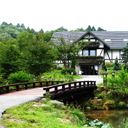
left=83, top=50, right=89, bottom=56
left=83, top=50, right=96, bottom=56
left=90, top=50, right=96, bottom=56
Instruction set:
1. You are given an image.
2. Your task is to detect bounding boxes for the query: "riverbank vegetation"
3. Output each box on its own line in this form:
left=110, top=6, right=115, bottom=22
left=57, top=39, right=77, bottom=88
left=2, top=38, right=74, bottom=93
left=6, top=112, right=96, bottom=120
left=85, top=58, right=128, bottom=111
left=1, top=98, right=87, bottom=128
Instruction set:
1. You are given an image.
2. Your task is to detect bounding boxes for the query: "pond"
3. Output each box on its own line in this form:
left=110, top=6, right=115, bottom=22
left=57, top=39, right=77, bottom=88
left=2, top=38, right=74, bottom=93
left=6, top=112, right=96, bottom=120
left=85, top=110, right=128, bottom=128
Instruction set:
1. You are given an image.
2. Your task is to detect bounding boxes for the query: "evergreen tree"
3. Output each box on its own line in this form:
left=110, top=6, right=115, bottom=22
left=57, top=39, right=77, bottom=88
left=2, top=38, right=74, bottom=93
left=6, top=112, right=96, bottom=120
left=27, top=27, right=30, bottom=31
left=92, top=26, right=96, bottom=31
left=40, top=28, right=44, bottom=33
left=1, top=21, right=8, bottom=25
left=102, top=59, right=107, bottom=71
left=16, top=23, right=20, bottom=27
left=21, top=23, right=25, bottom=28
left=114, top=57, right=121, bottom=70
left=122, top=43, right=128, bottom=64
left=86, top=25, right=92, bottom=31
left=97, top=27, right=106, bottom=31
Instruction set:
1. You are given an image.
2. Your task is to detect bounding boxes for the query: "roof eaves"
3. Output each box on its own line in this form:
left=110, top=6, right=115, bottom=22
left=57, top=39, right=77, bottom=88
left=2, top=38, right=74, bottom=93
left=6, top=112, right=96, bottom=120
left=75, top=31, right=110, bottom=49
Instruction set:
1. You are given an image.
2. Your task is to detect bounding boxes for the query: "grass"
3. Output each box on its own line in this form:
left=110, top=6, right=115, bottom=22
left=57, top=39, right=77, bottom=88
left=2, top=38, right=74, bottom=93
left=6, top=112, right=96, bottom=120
left=1, top=99, right=87, bottom=128
left=41, top=69, right=82, bottom=82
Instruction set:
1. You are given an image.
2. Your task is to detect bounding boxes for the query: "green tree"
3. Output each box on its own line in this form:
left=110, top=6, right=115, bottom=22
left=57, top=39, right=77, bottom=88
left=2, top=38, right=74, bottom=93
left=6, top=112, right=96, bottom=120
left=16, top=23, right=20, bottom=27
left=122, top=43, right=128, bottom=64
left=114, top=57, right=121, bottom=70
left=0, top=32, right=12, bottom=41
left=97, top=27, right=106, bottom=31
left=102, top=59, right=107, bottom=71
left=55, top=36, right=84, bottom=68
left=40, top=28, right=44, bottom=33
left=0, top=41, right=23, bottom=78
left=17, top=31, right=34, bottom=51
left=4, top=27, right=20, bottom=38
left=1, top=21, right=8, bottom=25
left=86, top=25, right=92, bottom=31
left=21, top=23, right=25, bottom=28
left=92, top=26, right=96, bottom=31
left=23, top=32, right=56, bottom=76
left=55, top=26, right=68, bottom=32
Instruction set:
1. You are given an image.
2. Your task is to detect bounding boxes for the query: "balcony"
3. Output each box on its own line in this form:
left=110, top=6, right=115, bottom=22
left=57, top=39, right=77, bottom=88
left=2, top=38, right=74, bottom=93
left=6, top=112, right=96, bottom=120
left=84, top=41, right=100, bottom=48
left=77, top=56, right=103, bottom=65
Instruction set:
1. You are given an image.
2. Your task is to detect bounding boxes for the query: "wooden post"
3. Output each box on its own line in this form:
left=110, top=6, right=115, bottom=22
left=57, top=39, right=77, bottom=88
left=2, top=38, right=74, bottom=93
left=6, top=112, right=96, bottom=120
left=25, top=84, right=28, bottom=89
left=62, top=84, right=65, bottom=91
left=16, top=85, right=19, bottom=91
left=40, top=82, right=42, bottom=87
left=69, top=83, right=71, bottom=90
left=87, top=81, right=89, bottom=87
left=74, top=83, right=76, bottom=88
left=55, top=86, right=58, bottom=94
left=33, top=83, right=35, bottom=88
left=79, top=82, right=81, bottom=88
left=6, top=86, right=9, bottom=93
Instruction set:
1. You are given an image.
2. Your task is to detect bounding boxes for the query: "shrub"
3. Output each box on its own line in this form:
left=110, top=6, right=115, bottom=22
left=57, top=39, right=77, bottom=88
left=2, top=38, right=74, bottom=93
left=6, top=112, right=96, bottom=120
left=8, top=71, right=33, bottom=84
left=61, top=68, right=76, bottom=75
left=57, top=66, right=62, bottom=70
left=106, top=62, right=111, bottom=68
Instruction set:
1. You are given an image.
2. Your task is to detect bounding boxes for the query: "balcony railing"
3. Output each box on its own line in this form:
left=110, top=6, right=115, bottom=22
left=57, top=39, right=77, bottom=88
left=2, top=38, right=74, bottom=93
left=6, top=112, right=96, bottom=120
left=77, top=56, right=103, bottom=65
left=84, top=42, right=100, bottom=48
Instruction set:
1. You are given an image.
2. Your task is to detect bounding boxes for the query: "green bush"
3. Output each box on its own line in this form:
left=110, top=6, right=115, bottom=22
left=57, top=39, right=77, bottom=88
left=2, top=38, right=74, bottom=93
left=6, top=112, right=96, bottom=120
left=8, top=71, right=33, bottom=84
left=57, top=66, right=62, bottom=70
left=106, top=62, right=111, bottom=68
left=61, top=68, right=76, bottom=75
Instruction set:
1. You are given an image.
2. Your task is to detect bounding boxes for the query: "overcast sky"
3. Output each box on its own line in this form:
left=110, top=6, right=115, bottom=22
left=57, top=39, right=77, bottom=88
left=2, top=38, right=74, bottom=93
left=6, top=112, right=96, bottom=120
left=1, top=0, right=128, bottom=32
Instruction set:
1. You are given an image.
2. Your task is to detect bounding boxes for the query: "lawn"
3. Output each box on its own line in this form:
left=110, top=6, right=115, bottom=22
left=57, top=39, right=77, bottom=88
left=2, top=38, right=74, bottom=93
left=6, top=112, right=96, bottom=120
left=1, top=99, right=86, bottom=128
left=41, top=69, right=82, bottom=82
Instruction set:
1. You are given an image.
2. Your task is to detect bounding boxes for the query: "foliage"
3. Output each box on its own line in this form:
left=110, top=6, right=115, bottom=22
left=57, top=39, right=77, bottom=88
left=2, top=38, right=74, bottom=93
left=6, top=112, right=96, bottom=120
left=1, top=101, right=86, bottom=128
left=122, top=42, right=128, bottom=64
left=84, top=119, right=109, bottom=127
left=55, top=36, right=87, bottom=68
left=102, top=59, right=107, bottom=71
left=114, top=57, right=121, bottom=70
left=57, top=66, right=62, bottom=70
left=0, top=41, right=23, bottom=78
left=107, top=70, right=128, bottom=101
left=8, top=71, right=33, bottom=84
left=61, top=68, right=76, bottom=75
left=0, top=32, right=12, bottom=40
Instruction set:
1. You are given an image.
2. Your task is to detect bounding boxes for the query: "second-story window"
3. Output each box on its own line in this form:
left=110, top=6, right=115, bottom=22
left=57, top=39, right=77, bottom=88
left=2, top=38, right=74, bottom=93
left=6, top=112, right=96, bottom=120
left=90, top=50, right=96, bottom=56
left=83, top=50, right=96, bottom=56
left=83, top=50, right=89, bottom=56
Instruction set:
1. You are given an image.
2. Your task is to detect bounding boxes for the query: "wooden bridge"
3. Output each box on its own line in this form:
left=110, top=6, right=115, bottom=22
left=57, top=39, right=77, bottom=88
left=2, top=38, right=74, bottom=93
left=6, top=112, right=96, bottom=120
left=43, top=81, right=97, bottom=99
left=0, top=81, right=97, bottom=99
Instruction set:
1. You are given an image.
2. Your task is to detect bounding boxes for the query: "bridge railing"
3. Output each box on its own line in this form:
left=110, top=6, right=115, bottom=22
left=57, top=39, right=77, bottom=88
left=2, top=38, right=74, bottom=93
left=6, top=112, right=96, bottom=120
left=0, top=81, right=64, bottom=94
left=43, top=81, right=96, bottom=96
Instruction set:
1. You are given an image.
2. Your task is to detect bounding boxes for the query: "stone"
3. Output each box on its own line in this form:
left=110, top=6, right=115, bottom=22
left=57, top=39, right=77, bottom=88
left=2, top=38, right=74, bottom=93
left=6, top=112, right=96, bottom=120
left=96, top=99, right=103, bottom=106
left=49, top=100, right=64, bottom=106
left=94, top=97, right=98, bottom=99
left=104, top=86, right=108, bottom=90
left=33, top=104, right=50, bottom=108
left=118, top=101, right=126, bottom=105
left=103, top=101, right=115, bottom=110
left=102, top=91, right=106, bottom=95
left=86, top=107, right=91, bottom=110
left=90, top=100, right=94, bottom=104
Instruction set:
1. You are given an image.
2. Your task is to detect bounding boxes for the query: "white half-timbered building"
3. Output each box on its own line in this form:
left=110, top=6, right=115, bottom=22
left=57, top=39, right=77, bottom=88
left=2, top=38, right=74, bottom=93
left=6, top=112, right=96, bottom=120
left=52, top=31, right=128, bottom=75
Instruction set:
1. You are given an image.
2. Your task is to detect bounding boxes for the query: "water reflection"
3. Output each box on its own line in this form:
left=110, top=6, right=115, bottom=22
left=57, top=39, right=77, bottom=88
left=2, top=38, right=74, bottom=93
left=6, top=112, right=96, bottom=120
left=85, top=110, right=128, bottom=128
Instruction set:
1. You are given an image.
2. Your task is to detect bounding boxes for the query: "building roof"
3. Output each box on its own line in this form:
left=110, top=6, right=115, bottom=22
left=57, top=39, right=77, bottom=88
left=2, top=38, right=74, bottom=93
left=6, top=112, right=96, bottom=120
left=52, top=31, right=128, bottom=49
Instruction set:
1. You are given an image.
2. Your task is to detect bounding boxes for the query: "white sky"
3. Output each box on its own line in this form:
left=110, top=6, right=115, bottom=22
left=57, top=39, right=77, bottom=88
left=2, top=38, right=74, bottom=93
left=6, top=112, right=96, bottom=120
left=0, top=0, right=128, bottom=32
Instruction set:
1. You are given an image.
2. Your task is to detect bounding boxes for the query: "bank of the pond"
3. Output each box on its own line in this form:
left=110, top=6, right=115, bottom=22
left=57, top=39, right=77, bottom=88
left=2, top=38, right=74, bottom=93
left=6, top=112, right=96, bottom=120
left=1, top=98, right=87, bottom=128
left=85, top=110, right=128, bottom=128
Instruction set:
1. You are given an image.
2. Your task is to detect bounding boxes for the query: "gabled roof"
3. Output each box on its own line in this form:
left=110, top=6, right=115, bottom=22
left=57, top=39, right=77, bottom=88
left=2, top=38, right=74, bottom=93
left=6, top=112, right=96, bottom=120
left=52, top=31, right=128, bottom=49
left=75, top=31, right=110, bottom=49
